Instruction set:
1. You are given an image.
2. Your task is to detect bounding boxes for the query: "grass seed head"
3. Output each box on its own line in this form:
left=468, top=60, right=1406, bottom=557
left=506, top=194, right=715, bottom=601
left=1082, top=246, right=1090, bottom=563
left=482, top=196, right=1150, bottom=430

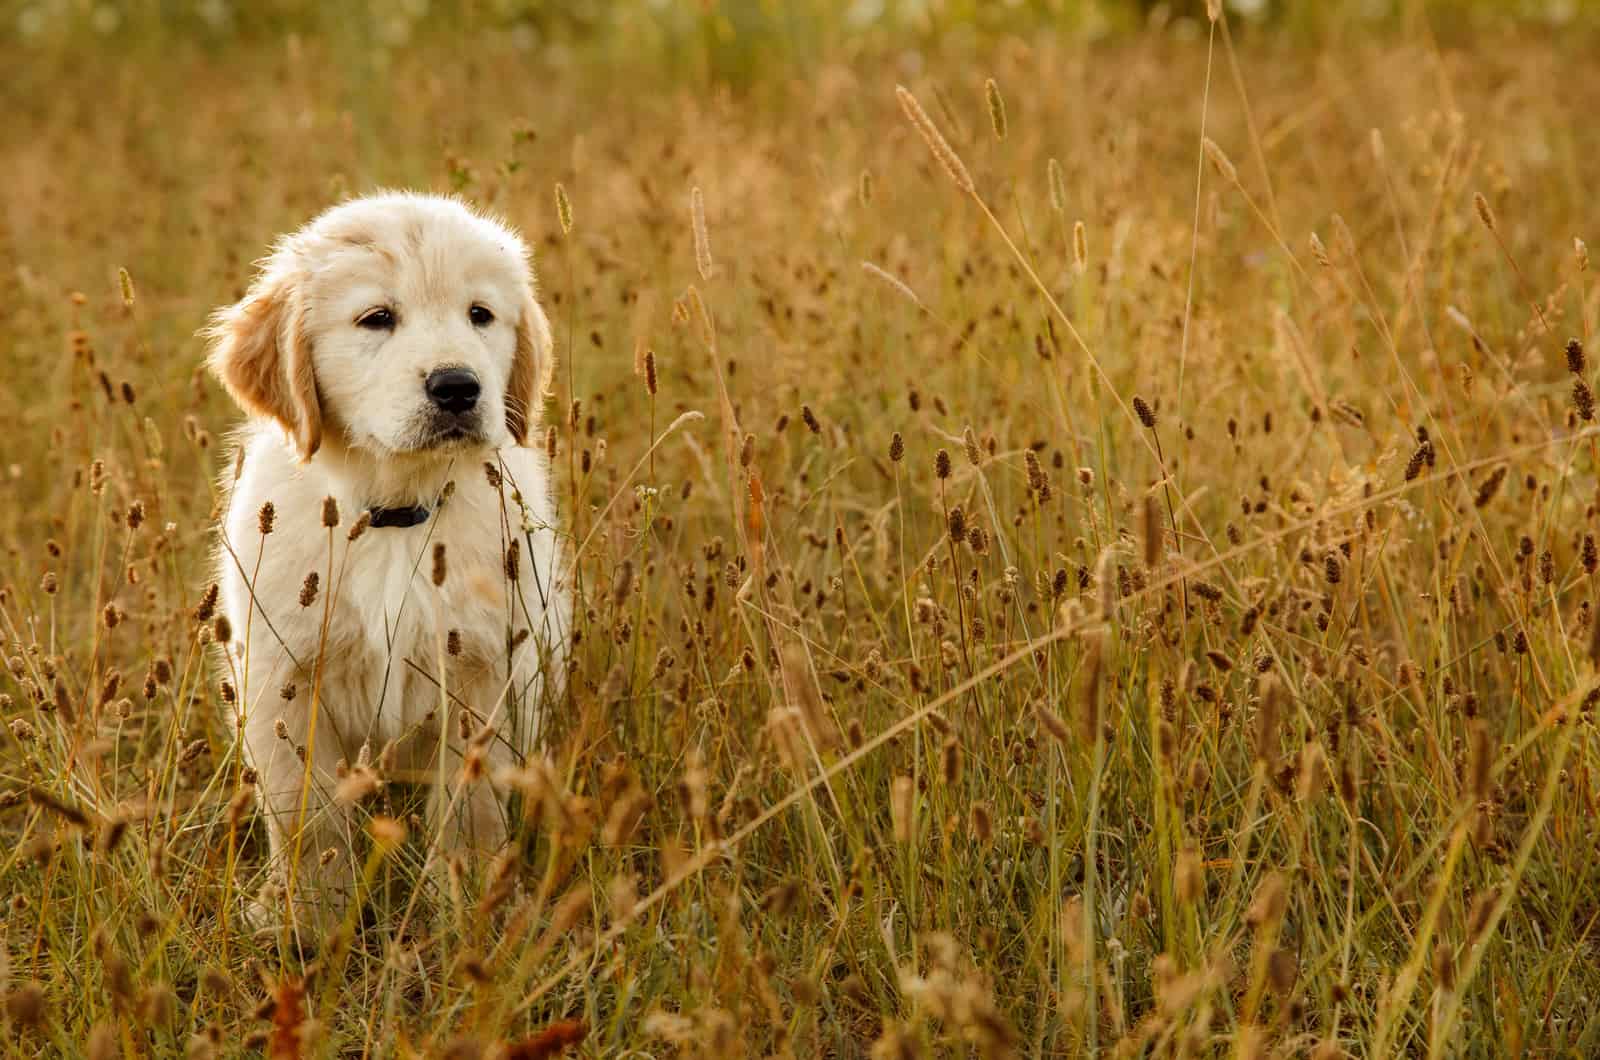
left=1309, top=232, right=1331, bottom=267
left=1035, top=703, right=1070, bottom=744
left=1059, top=895, right=1086, bottom=961
left=969, top=802, right=992, bottom=844
left=4, top=984, right=45, bottom=1031
left=947, top=504, right=966, bottom=541
left=1246, top=871, right=1288, bottom=932
left=1466, top=720, right=1491, bottom=804
left=1024, top=449, right=1045, bottom=490
left=1202, top=137, right=1237, bottom=183
left=1254, top=676, right=1283, bottom=766
left=690, top=186, right=714, bottom=281
left=1574, top=379, right=1594, bottom=421
left=1096, top=549, right=1117, bottom=621
left=860, top=261, right=923, bottom=310
left=984, top=77, right=1006, bottom=140
left=963, top=426, right=981, bottom=466
left=940, top=737, right=963, bottom=785
left=1473, top=191, right=1497, bottom=232
left=1142, top=494, right=1162, bottom=568
left=1474, top=466, right=1507, bottom=508
left=1433, top=945, right=1457, bottom=993
left=195, top=583, right=218, bottom=622
left=1047, top=157, right=1065, bottom=213
left=1404, top=441, right=1429, bottom=481
left=1296, top=742, right=1328, bottom=801
left=555, top=182, right=573, bottom=234
left=890, top=775, right=914, bottom=844
left=1467, top=888, right=1500, bottom=945
left=895, top=85, right=975, bottom=195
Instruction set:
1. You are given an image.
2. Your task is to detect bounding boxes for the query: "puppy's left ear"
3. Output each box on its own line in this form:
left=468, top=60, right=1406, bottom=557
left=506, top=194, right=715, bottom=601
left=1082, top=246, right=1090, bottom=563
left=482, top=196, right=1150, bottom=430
left=506, top=285, right=554, bottom=446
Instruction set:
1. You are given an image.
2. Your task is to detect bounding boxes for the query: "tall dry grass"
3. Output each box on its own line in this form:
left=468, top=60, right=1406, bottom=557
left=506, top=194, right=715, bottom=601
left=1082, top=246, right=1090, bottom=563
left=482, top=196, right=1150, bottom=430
left=5, top=11, right=1600, bottom=1057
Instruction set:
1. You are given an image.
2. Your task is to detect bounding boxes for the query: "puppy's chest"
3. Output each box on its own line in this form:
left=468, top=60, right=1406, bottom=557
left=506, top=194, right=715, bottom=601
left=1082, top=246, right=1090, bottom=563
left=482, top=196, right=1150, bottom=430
left=272, top=523, right=516, bottom=668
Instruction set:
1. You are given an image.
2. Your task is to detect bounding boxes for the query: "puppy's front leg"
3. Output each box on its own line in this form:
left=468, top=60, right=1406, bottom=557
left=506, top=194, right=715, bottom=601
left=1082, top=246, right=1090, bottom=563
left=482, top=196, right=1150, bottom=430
left=242, top=684, right=362, bottom=934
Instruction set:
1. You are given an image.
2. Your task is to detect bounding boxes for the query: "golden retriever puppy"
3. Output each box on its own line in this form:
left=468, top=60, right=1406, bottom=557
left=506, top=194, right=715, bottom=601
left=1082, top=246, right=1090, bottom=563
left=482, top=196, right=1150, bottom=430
left=204, top=192, right=569, bottom=929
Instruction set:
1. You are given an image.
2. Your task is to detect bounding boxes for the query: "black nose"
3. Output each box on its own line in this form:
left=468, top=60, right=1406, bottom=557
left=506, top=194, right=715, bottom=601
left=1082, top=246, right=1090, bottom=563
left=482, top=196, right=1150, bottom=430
left=425, top=368, right=480, bottom=414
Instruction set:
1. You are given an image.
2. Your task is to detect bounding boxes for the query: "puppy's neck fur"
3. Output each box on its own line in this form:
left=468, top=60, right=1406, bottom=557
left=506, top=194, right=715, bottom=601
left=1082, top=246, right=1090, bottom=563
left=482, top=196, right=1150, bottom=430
left=289, top=427, right=488, bottom=509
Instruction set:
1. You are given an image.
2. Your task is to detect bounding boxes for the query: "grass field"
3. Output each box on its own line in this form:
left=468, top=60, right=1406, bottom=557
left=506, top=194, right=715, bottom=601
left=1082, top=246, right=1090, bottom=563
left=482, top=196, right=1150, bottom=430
left=7, top=2, right=1600, bottom=1055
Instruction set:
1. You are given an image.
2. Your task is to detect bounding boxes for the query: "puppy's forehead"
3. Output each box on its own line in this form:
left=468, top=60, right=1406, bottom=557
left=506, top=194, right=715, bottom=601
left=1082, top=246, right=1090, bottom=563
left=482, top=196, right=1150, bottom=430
left=296, top=196, right=527, bottom=299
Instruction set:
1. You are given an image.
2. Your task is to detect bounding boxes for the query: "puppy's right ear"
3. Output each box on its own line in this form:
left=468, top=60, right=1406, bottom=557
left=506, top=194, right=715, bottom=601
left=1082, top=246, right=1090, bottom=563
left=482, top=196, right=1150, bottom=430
left=205, top=267, right=322, bottom=462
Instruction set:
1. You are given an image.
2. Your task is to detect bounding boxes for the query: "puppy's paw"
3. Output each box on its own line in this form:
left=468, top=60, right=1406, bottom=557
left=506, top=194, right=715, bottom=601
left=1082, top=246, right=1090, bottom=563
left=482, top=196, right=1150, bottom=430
left=243, top=877, right=353, bottom=945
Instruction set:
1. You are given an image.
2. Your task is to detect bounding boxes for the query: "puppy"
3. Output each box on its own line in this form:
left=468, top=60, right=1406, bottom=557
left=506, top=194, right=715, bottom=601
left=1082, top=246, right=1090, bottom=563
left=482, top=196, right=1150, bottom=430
left=205, top=193, right=570, bottom=928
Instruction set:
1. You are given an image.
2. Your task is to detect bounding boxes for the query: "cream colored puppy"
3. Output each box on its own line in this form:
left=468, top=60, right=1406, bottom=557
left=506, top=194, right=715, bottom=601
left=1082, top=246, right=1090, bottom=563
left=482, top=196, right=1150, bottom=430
left=205, top=192, right=569, bottom=928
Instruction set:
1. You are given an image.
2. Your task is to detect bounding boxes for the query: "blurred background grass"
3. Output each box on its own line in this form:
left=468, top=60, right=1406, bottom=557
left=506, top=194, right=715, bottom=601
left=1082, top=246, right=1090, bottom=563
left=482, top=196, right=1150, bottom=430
left=7, top=0, right=1600, bottom=90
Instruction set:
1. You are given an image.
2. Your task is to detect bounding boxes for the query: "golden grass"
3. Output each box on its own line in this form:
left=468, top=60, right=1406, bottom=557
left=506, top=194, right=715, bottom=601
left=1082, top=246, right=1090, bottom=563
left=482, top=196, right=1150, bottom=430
left=6, top=11, right=1600, bottom=1057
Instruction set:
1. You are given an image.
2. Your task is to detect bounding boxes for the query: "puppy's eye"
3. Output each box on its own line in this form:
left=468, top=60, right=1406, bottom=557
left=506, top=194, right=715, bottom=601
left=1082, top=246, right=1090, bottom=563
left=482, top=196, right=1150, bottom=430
left=357, top=307, right=396, bottom=330
left=469, top=304, right=494, bottom=327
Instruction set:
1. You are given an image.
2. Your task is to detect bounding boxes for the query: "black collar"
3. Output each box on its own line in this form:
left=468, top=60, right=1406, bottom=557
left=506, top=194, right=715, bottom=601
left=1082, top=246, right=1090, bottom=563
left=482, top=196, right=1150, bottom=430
left=367, top=504, right=432, bottom=529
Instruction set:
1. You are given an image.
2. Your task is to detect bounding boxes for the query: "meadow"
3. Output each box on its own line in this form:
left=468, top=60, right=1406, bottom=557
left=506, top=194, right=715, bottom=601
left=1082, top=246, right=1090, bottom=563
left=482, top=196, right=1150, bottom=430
left=5, top=1, right=1600, bottom=1055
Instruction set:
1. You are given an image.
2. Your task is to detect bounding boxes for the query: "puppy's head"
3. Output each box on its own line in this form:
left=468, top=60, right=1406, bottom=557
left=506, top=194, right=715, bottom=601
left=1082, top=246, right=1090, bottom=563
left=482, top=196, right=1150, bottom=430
left=205, top=193, right=553, bottom=461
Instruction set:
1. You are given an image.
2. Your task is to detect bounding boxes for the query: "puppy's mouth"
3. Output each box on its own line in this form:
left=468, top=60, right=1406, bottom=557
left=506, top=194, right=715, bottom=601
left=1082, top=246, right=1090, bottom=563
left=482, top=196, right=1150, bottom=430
left=408, top=411, right=488, bottom=451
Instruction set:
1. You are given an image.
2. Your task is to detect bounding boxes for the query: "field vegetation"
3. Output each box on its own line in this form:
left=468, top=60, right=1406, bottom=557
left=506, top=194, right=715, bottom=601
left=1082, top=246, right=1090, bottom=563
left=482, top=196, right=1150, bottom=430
left=5, top=1, right=1600, bottom=1055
